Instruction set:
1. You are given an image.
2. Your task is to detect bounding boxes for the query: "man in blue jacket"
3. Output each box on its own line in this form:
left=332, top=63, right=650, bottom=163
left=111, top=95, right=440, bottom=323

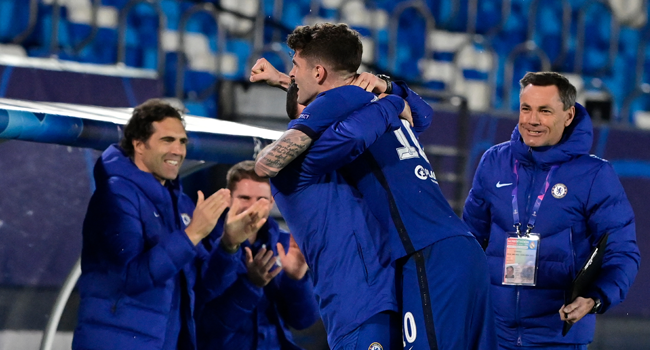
left=251, top=23, right=496, bottom=349
left=250, top=24, right=404, bottom=350
left=73, top=99, right=269, bottom=350
left=463, top=72, right=640, bottom=349
left=196, top=160, right=319, bottom=350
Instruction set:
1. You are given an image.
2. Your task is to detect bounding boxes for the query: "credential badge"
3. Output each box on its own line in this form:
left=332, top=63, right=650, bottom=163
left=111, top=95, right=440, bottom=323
left=181, top=213, right=191, bottom=226
left=551, top=183, right=568, bottom=199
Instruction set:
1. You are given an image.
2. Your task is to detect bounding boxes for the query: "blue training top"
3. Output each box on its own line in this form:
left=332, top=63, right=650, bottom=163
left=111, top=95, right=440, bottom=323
left=290, top=83, right=474, bottom=262
left=270, top=91, right=401, bottom=347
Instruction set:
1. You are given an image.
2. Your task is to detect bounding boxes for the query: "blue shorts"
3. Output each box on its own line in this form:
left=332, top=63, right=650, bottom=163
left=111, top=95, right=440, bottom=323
left=332, top=311, right=401, bottom=350
left=400, top=235, right=497, bottom=350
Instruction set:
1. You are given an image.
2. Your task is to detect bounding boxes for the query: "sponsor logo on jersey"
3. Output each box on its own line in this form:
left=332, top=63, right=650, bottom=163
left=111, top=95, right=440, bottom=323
left=551, top=183, right=568, bottom=199
left=298, top=112, right=310, bottom=119
left=181, top=213, right=191, bottom=226
left=414, top=165, right=437, bottom=182
left=496, top=181, right=513, bottom=188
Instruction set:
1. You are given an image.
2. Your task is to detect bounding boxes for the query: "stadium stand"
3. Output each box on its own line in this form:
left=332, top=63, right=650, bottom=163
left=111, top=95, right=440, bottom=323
left=1, top=0, right=650, bottom=126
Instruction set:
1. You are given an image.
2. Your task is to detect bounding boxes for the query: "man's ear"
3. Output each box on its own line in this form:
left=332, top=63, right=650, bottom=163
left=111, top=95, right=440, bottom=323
left=564, top=105, right=576, bottom=127
left=315, top=65, right=327, bottom=85
left=133, top=139, right=145, bottom=156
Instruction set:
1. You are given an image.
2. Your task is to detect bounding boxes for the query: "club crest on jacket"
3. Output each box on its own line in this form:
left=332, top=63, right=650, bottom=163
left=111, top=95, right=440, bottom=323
left=551, top=183, right=568, bottom=199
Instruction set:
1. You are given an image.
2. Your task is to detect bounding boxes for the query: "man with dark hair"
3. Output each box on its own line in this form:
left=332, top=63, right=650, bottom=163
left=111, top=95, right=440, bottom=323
left=463, top=71, right=640, bottom=349
left=72, top=99, right=269, bottom=350
left=250, top=23, right=408, bottom=350
left=251, top=22, right=496, bottom=350
left=196, top=160, right=319, bottom=350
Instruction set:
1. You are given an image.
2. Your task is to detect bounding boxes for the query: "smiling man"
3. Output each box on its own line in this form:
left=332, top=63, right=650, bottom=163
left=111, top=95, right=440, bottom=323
left=72, top=99, right=267, bottom=350
left=196, top=161, right=319, bottom=350
left=463, top=72, right=640, bottom=349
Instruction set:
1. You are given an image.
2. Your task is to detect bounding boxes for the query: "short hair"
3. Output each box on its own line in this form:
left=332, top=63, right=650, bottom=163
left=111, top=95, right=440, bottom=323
left=120, top=99, right=183, bottom=158
left=226, top=160, right=270, bottom=191
left=519, top=72, right=577, bottom=111
left=287, top=23, right=362, bottom=75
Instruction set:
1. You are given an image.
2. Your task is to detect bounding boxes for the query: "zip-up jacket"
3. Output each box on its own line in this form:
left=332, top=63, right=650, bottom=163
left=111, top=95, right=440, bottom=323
left=73, top=144, right=229, bottom=350
left=196, top=215, right=319, bottom=350
left=463, top=103, right=640, bottom=346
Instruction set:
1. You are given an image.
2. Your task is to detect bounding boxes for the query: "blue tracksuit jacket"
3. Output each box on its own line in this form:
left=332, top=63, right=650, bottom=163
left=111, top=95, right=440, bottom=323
left=73, top=144, right=225, bottom=350
left=462, top=103, right=640, bottom=346
left=196, top=215, right=319, bottom=350
left=291, top=82, right=475, bottom=261
left=270, top=91, right=402, bottom=347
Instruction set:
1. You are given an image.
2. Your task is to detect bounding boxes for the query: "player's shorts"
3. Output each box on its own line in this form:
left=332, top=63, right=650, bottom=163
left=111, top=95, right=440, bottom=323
left=332, top=311, right=401, bottom=350
left=400, top=235, right=497, bottom=350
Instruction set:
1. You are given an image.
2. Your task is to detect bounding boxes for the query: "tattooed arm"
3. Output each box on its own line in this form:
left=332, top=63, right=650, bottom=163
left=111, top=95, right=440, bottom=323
left=254, top=129, right=312, bottom=178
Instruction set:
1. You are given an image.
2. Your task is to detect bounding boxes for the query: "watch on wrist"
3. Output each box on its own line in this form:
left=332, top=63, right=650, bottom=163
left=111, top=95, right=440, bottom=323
left=590, top=298, right=601, bottom=314
left=376, top=74, right=392, bottom=94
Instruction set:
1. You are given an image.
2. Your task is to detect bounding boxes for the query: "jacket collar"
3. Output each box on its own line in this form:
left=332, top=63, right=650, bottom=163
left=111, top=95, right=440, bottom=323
left=510, top=102, right=593, bottom=168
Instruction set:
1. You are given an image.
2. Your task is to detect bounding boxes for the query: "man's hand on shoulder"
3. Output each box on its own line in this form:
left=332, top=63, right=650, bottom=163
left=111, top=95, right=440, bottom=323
left=185, top=189, right=230, bottom=246
left=351, top=72, right=388, bottom=94
left=250, top=58, right=291, bottom=91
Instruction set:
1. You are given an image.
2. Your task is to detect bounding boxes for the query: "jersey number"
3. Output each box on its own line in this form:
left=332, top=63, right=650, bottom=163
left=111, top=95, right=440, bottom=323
left=394, top=120, right=430, bottom=164
left=403, top=311, right=417, bottom=344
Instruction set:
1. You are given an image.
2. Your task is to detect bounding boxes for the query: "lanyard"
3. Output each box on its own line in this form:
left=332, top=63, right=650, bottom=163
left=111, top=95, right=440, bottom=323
left=511, top=160, right=558, bottom=236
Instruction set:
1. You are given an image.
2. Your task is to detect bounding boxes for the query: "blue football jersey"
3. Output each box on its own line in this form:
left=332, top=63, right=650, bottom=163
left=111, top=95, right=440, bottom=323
left=269, top=96, right=404, bottom=347
left=290, top=82, right=474, bottom=261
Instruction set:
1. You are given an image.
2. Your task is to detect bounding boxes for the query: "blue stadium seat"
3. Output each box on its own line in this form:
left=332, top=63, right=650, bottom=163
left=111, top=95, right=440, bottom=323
left=226, top=38, right=251, bottom=79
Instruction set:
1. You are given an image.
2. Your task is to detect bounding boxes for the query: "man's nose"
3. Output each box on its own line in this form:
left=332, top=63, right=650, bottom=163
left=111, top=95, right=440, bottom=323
left=525, top=111, right=540, bottom=125
left=171, top=141, right=185, bottom=155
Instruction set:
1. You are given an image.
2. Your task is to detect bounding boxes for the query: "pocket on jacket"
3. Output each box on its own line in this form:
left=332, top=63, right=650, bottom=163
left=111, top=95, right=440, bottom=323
left=352, top=230, right=379, bottom=286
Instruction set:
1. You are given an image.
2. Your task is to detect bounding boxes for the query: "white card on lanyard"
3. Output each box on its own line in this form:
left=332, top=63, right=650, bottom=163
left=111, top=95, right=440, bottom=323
left=502, top=161, right=558, bottom=287
left=503, top=233, right=540, bottom=286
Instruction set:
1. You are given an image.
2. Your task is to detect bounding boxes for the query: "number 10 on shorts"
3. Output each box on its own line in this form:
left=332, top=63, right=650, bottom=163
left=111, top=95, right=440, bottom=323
left=403, top=311, right=417, bottom=346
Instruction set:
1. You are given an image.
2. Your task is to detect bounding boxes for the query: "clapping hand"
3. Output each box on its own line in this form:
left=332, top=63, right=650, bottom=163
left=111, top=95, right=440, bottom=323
left=244, top=245, right=282, bottom=287
left=277, top=235, right=309, bottom=280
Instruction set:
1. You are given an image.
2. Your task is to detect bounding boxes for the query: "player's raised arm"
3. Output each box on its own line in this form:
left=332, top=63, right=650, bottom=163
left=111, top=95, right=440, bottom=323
left=249, top=58, right=293, bottom=91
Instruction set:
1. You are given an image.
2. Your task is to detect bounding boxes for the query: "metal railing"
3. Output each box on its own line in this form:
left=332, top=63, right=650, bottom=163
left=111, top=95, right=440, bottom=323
left=621, top=83, right=650, bottom=125
left=387, top=0, right=435, bottom=73
left=117, top=0, right=167, bottom=77
left=466, top=0, right=512, bottom=36
left=503, top=40, right=551, bottom=110
left=73, top=0, right=102, bottom=55
left=49, top=0, right=62, bottom=56
left=246, top=42, right=293, bottom=75
left=175, top=3, right=227, bottom=100
left=528, top=0, right=572, bottom=69
left=11, top=0, right=39, bottom=45
left=451, top=36, right=499, bottom=109
left=574, top=0, right=620, bottom=76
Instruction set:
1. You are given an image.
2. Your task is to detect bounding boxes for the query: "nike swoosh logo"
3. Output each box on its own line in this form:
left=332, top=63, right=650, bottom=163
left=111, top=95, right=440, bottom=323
left=154, top=212, right=160, bottom=217
left=496, top=181, right=513, bottom=188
